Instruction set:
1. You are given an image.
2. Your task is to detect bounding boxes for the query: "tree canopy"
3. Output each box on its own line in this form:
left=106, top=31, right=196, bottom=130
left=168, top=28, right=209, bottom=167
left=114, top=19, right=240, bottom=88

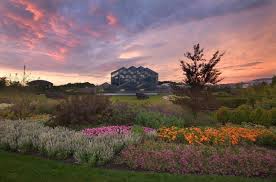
left=180, top=43, right=224, bottom=89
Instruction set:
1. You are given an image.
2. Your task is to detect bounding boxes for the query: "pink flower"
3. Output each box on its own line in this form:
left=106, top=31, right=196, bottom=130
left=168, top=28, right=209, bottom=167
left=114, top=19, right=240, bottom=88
left=82, top=126, right=155, bottom=137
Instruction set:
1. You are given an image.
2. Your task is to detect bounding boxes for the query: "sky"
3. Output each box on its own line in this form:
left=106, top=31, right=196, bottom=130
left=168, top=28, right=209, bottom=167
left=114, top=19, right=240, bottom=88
left=0, top=0, right=275, bottom=85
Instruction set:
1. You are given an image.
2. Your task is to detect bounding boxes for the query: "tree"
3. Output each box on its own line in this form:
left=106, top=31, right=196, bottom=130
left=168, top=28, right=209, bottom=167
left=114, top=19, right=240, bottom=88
left=272, top=75, right=276, bottom=86
left=0, top=77, right=7, bottom=89
left=173, top=44, right=224, bottom=118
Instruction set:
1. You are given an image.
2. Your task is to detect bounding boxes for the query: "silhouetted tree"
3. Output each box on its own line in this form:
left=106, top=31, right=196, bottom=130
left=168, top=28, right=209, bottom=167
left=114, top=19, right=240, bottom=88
left=0, top=77, right=7, bottom=89
left=173, top=44, right=224, bottom=118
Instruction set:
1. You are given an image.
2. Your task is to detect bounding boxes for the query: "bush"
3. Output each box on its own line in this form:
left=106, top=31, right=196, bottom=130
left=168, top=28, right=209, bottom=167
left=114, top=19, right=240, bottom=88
left=270, top=108, right=276, bottom=126
left=3, top=96, right=35, bottom=120
left=101, top=103, right=138, bottom=125
left=215, top=105, right=274, bottom=126
left=145, top=103, right=184, bottom=117
left=31, top=95, right=58, bottom=115
left=51, top=95, right=111, bottom=127
left=0, top=120, right=140, bottom=165
left=134, top=111, right=187, bottom=128
left=256, top=98, right=276, bottom=110
left=217, top=97, right=247, bottom=108
left=256, top=132, right=276, bottom=147
left=215, top=107, right=231, bottom=125
left=232, top=105, right=251, bottom=124
left=250, top=108, right=271, bottom=126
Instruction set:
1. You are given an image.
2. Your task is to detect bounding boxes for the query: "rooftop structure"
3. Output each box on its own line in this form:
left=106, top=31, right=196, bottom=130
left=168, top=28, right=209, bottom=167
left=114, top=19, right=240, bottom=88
left=111, top=66, right=158, bottom=91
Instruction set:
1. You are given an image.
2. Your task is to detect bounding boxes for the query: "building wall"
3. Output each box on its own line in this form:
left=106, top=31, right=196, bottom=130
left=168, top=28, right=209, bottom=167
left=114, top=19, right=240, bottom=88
left=111, top=66, right=158, bottom=90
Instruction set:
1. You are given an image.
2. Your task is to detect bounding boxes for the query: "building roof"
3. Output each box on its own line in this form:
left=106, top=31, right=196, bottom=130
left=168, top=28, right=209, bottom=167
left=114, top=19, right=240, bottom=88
left=111, top=66, right=158, bottom=75
left=28, top=80, right=53, bottom=85
left=111, top=67, right=126, bottom=75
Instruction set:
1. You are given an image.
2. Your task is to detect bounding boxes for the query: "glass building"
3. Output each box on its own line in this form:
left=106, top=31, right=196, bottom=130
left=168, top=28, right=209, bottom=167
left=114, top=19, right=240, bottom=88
left=111, top=66, right=158, bottom=91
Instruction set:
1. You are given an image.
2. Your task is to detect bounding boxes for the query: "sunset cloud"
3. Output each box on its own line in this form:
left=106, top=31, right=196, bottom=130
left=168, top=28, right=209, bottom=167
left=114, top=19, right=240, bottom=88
left=0, top=0, right=275, bottom=85
left=106, top=14, right=118, bottom=26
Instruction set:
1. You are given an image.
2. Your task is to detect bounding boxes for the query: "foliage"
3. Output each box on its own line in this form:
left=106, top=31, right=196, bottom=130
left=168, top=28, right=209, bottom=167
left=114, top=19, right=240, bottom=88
left=82, top=126, right=155, bottom=137
left=172, top=44, right=224, bottom=116
left=232, top=105, right=251, bottom=124
left=270, top=108, right=276, bottom=126
left=0, top=94, right=58, bottom=120
left=256, top=98, right=276, bottom=110
left=116, top=141, right=276, bottom=177
left=51, top=95, right=111, bottom=127
left=250, top=108, right=271, bottom=126
left=215, top=106, right=275, bottom=126
left=1, top=151, right=267, bottom=182
left=0, top=96, right=35, bottom=120
left=134, top=111, right=187, bottom=129
left=0, top=120, right=140, bottom=166
left=101, top=102, right=188, bottom=129
left=255, top=132, right=276, bottom=147
left=157, top=126, right=275, bottom=146
left=272, top=75, right=276, bottom=86
left=101, top=102, right=138, bottom=125
left=0, top=77, right=7, bottom=89
left=217, top=97, right=247, bottom=108
left=111, top=95, right=165, bottom=105
left=215, top=107, right=230, bottom=125
left=179, top=43, right=224, bottom=88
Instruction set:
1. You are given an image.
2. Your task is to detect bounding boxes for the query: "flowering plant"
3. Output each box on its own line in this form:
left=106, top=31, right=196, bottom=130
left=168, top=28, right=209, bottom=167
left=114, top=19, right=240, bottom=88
left=116, top=141, right=276, bottom=177
left=83, top=125, right=155, bottom=137
left=157, top=126, right=275, bottom=145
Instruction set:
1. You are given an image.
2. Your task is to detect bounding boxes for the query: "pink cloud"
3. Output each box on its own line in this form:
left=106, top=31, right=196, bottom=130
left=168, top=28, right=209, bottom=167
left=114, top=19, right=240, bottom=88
left=12, top=0, right=44, bottom=21
left=106, top=14, right=118, bottom=26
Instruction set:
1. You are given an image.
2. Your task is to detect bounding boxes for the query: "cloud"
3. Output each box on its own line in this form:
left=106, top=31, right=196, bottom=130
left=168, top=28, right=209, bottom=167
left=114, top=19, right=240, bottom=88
left=221, top=61, right=264, bottom=70
left=0, top=0, right=275, bottom=84
left=106, top=14, right=118, bottom=26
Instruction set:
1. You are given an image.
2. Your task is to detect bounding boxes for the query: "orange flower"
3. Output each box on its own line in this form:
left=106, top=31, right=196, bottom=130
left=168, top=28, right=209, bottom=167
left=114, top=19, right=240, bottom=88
left=157, top=126, right=274, bottom=145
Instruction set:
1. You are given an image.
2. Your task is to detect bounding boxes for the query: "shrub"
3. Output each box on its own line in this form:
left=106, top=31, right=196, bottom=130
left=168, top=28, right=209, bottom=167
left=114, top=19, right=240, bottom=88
left=145, top=102, right=186, bottom=118
left=0, top=120, right=140, bottom=166
left=217, top=97, right=247, bottom=108
left=231, top=105, right=251, bottom=124
left=256, top=132, right=276, bottom=147
left=256, top=98, right=276, bottom=110
left=51, top=95, right=111, bottom=127
left=250, top=108, right=271, bottom=126
left=215, top=107, right=230, bottom=125
left=215, top=106, right=275, bottom=126
left=101, top=103, right=138, bottom=125
left=134, top=111, right=187, bottom=128
left=32, top=96, right=58, bottom=115
left=6, top=96, right=35, bottom=120
left=270, top=108, right=276, bottom=126
left=116, top=141, right=276, bottom=177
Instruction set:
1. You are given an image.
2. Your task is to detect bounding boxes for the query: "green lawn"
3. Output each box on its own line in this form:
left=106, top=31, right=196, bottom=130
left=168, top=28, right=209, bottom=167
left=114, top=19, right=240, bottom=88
left=111, top=95, right=167, bottom=105
left=0, top=151, right=271, bottom=182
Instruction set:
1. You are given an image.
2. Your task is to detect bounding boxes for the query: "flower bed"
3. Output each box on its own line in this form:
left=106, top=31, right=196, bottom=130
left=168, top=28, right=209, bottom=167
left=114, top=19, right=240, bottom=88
left=158, top=126, right=275, bottom=145
left=116, top=141, right=276, bottom=177
left=83, top=126, right=155, bottom=137
left=0, top=120, right=140, bottom=166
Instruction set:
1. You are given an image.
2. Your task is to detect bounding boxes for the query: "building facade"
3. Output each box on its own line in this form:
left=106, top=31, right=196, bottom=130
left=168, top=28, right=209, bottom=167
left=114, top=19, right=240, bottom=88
left=111, top=66, right=158, bottom=91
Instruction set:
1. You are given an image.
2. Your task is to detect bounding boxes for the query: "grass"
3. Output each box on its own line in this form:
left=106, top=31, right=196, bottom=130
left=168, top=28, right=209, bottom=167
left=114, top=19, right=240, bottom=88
left=0, top=150, right=271, bottom=182
left=111, top=95, right=167, bottom=105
